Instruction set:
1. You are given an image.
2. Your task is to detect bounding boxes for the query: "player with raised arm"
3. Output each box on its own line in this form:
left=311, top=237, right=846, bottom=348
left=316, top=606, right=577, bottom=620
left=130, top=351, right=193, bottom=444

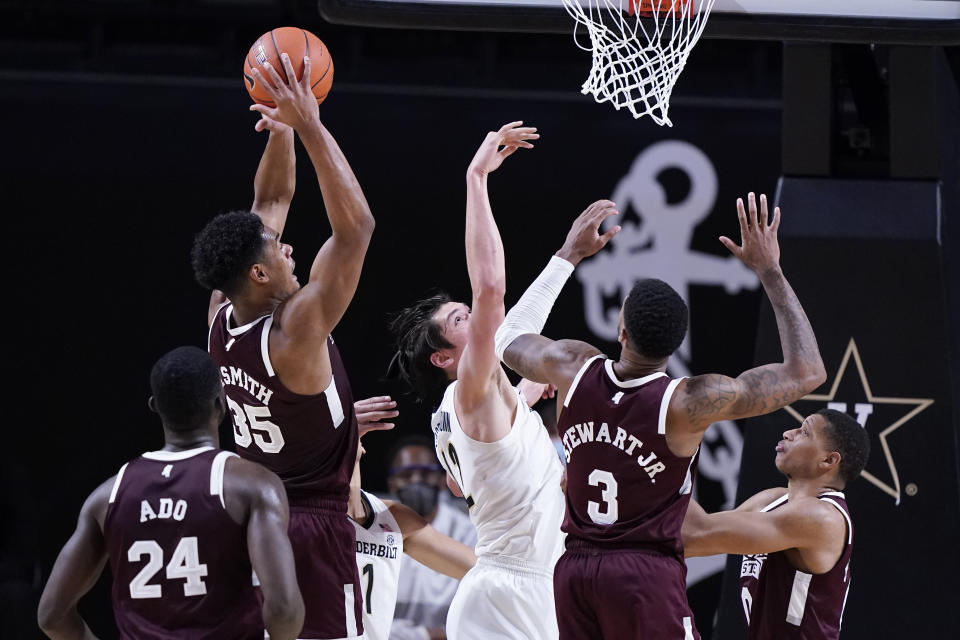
left=682, top=409, right=868, bottom=639
left=191, top=52, right=374, bottom=639
left=494, top=192, right=827, bottom=639
left=390, top=122, right=567, bottom=640
left=37, top=346, right=303, bottom=640
left=347, top=405, right=477, bottom=640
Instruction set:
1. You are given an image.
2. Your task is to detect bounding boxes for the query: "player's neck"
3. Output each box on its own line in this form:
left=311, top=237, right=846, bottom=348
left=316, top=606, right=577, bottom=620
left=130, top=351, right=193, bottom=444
left=161, top=430, right=218, bottom=452
left=612, top=349, right=668, bottom=380
left=787, top=477, right=841, bottom=500
left=230, top=293, right=281, bottom=326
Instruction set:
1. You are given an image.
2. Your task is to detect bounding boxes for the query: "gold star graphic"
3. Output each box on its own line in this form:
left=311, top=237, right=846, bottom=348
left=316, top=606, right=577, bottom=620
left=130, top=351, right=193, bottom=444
left=784, top=338, right=934, bottom=504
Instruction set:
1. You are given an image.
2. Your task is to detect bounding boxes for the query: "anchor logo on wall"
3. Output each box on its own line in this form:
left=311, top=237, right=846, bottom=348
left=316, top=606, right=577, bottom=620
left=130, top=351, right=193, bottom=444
left=577, top=140, right=758, bottom=584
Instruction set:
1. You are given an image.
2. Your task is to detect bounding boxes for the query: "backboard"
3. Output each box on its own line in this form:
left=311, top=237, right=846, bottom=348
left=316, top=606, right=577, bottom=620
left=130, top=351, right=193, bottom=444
left=319, top=0, right=960, bottom=43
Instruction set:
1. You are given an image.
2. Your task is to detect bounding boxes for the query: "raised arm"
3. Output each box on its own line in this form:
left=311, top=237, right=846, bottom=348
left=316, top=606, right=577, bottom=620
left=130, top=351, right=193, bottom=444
left=668, top=193, right=826, bottom=433
left=250, top=54, right=375, bottom=341
left=682, top=496, right=841, bottom=559
left=37, top=480, right=111, bottom=640
left=226, top=459, right=304, bottom=640
left=251, top=124, right=296, bottom=236
left=387, top=500, right=477, bottom=580
left=498, top=200, right=621, bottom=401
left=456, top=122, right=537, bottom=411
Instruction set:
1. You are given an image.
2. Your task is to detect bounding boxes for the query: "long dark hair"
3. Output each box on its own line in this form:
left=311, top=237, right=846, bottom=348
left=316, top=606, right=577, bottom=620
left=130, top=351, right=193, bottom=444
left=389, top=292, right=454, bottom=405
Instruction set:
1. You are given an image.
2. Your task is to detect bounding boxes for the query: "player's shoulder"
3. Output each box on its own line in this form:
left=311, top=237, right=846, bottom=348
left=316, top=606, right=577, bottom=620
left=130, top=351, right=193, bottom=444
left=223, top=455, right=286, bottom=508
left=383, top=498, right=429, bottom=538
left=771, top=494, right=847, bottom=544
left=736, top=486, right=789, bottom=512
left=545, top=339, right=605, bottom=369
left=86, top=474, right=118, bottom=527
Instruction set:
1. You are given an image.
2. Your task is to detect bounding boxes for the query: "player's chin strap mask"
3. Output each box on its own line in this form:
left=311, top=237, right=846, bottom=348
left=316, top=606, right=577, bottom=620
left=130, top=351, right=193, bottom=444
left=394, top=482, right=441, bottom=518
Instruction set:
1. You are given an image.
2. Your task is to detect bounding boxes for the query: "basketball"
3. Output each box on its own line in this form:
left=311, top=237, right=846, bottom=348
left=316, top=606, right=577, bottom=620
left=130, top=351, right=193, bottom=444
left=243, top=27, right=334, bottom=106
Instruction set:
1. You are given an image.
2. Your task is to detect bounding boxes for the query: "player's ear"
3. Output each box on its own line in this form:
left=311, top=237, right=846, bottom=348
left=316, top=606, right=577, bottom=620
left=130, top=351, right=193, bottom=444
left=250, top=262, right=269, bottom=284
left=429, top=350, right=453, bottom=369
left=213, top=392, right=226, bottom=419
left=824, top=451, right=841, bottom=470
left=147, top=396, right=158, bottom=414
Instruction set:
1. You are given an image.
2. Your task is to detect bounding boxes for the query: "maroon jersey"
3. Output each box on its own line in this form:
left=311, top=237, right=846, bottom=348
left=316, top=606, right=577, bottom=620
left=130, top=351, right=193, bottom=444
left=558, top=355, right=697, bottom=558
left=103, top=447, right=262, bottom=639
left=739, top=491, right=853, bottom=640
left=208, top=303, right=359, bottom=504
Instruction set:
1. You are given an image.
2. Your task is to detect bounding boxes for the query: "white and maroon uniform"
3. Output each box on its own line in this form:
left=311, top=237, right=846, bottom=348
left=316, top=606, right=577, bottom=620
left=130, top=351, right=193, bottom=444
left=104, top=447, right=262, bottom=639
left=554, top=355, right=700, bottom=640
left=208, top=303, right=362, bottom=639
left=740, top=491, right=854, bottom=640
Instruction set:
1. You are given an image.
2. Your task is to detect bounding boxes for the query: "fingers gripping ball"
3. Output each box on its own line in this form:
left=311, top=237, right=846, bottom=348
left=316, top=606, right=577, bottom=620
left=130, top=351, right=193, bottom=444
left=243, top=27, right=334, bottom=106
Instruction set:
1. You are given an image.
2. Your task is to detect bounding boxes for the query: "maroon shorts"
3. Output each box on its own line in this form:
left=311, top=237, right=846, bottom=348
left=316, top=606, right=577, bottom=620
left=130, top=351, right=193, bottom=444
left=554, top=542, right=700, bottom=640
left=288, top=500, right=363, bottom=639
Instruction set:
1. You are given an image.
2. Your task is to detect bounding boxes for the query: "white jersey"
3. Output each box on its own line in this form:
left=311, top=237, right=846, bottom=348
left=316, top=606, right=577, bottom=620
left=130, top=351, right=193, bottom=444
left=352, top=491, right=403, bottom=640
left=430, top=381, right=565, bottom=571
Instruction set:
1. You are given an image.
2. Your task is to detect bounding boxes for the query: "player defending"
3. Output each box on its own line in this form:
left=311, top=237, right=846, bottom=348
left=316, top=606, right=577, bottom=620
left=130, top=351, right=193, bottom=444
left=495, top=193, right=827, bottom=639
left=191, top=53, right=374, bottom=639
left=37, top=346, right=303, bottom=640
left=390, top=122, right=570, bottom=640
left=682, top=409, right=868, bottom=639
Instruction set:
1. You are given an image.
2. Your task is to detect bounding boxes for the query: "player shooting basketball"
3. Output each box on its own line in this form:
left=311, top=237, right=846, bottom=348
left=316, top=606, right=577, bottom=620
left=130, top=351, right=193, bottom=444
left=191, top=52, right=376, bottom=639
left=494, top=191, right=827, bottom=639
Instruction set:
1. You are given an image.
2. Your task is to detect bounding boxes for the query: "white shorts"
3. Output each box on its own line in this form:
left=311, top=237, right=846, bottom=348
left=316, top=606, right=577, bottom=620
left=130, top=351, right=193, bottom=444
left=446, top=556, right=559, bottom=640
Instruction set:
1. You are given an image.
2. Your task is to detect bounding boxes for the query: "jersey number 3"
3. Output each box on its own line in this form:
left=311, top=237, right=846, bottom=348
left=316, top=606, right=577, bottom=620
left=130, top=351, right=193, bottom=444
left=128, top=537, right=208, bottom=599
left=587, top=469, right=619, bottom=525
left=228, top=397, right=285, bottom=453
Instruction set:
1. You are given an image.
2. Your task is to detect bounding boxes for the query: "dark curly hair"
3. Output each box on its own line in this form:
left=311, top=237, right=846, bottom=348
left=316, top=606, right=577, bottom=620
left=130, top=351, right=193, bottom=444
left=817, top=408, right=870, bottom=488
left=622, top=279, right=688, bottom=359
left=150, top=346, right=223, bottom=432
left=191, top=211, right=266, bottom=296
left=389, top=293, right=454, bottom=406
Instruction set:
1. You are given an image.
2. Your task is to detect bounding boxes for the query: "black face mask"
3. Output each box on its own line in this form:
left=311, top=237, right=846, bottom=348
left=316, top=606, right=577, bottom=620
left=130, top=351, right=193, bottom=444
left=395, top=482, right=440, bottom=518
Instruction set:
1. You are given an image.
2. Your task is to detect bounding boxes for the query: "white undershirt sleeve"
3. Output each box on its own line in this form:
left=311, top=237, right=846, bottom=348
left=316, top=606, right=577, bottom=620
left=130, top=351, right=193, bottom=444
left=494, top=255, right=575, bottom=361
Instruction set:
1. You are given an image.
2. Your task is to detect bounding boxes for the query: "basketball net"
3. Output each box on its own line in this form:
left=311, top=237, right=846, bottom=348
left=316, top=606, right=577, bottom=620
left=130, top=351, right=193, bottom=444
left=562, top=0, right=716, bottom=126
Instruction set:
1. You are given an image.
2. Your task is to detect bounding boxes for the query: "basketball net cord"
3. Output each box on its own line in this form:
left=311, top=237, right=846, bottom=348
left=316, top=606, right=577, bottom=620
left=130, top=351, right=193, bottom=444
left=562, top=0, right=716, bottom=126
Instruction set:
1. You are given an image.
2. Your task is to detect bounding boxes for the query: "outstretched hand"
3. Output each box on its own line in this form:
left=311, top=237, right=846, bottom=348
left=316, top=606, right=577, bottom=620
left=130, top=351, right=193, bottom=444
left=556, top=200, right=621, bottom=266
left=468, top=121, right=539, bottom=176
left=720, top=192, right=781, bottom=274
left=354, top=395, right=398, bottom=437
left=517, top=378, right=557, bottom=407
left=249, top=53, right=320, bottom=132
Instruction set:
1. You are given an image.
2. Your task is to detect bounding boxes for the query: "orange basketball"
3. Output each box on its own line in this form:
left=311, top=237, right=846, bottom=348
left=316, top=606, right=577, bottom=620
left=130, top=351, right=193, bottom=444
left=243, top=27, right=334, bottom=107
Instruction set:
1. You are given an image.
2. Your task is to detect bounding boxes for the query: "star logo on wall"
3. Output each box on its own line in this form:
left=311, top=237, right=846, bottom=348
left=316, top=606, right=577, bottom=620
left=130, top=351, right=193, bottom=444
left=784, top=338, right=933, bottom=504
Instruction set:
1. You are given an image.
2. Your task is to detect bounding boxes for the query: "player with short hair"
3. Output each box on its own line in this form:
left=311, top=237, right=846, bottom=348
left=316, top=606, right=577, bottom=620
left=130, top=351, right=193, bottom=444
left=495, top=192, right=827, bottom=639
left=391, top=122, right=583, bottom=640
left=37, top=346, right=303, bottom=640
left=682, top=409, right=868, bottom=640
left=191, top=53, right=375, bottom=639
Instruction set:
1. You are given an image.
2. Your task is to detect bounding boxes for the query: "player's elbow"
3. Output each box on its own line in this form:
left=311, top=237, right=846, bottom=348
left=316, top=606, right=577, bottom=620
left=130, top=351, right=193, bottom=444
left=793, top=360, right=827, bottom=394
left=473, top=281, right=506, bottom=304
left=37, top=599, right=67, bottom=637
left=262, top=590, right=305, bottom=640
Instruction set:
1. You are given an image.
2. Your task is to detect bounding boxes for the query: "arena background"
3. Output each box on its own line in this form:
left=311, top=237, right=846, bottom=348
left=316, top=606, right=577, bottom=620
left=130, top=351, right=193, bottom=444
left=3, top=1, right=958, bottom=638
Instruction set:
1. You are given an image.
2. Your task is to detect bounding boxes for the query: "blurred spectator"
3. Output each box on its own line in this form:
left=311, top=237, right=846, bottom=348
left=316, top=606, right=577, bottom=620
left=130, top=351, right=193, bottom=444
left=387, top=437, right=476, bottom=640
